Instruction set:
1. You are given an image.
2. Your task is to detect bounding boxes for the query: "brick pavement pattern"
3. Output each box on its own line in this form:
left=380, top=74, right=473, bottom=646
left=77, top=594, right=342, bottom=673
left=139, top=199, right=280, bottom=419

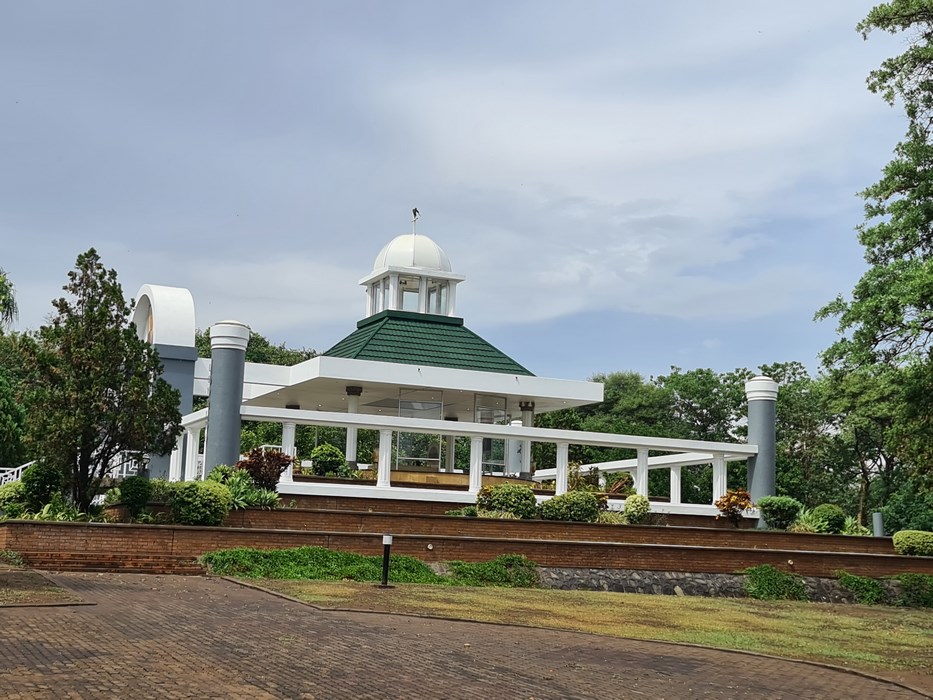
left=0, top=573, right=926, bottom=699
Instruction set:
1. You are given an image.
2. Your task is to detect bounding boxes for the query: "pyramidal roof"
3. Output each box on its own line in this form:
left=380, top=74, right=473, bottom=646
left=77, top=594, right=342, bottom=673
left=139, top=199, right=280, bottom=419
left=322, top=310, right=534, bottom=376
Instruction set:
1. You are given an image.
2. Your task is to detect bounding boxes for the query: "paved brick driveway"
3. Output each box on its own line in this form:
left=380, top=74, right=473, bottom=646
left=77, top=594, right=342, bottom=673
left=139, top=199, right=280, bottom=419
left=0, top=573, right=927, bottom=699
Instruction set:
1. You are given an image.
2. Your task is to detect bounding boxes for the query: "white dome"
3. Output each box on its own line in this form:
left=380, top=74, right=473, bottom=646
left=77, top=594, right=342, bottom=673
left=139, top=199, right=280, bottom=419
left=373, top=234, right=452, bottom=272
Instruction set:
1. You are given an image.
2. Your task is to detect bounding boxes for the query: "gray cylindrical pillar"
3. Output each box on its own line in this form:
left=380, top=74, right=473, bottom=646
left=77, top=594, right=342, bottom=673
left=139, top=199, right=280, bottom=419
left=872, top=511, right=884, bottom=537
left=203, top=321, right=249, bottom=476
left=745, top=376, right=778, bottom=527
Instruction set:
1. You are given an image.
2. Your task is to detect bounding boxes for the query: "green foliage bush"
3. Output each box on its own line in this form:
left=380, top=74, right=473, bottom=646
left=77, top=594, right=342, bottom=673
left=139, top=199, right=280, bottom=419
left=206, top=465, right=237, bottom=484
left=0, top=481, right=26, bottom=517
left=881, top=482, right=933, bottom=534
left=811, top=503, right=846, bottom=534
left=476, top=483, right=538, bottom=520
left=236, top=448, right=293, bottom=489
left=199, top=546, right=539, bottom=588
left=119, top=476, right=152, bottom=518
left=447, top=554, right=539, bottom=587
left=309, top=443, right=345, bottom=477
left=757, top=495, right=803, bottom=530
left=596, top=510, right=627, bottom=525
left=892, top=530, right=933, bottom=556
left=171, top=480, right=232, bottom=526
left=445, top=506, right=478, bottom=517
left=836, top=570, right=887, bottom=605
left=623, top=493, right=650, bottom=524
left=604, top=471, right=634, bottom=496
left=743, top=564, right=808, bottom=601
left=148, top=479, right=174, bottom=503
left=842, top=516, right=872, bottom=537
left=895, top=573, right=933, bottom=608
left=477, top=509, right=518, bottom=520
left=715, top=488, right=754, bottom=527
left=788, top=508, right=820, bottom=533
left=538, top=491, right=600, bottom=523
left=20, top=461, right=64, bottom=512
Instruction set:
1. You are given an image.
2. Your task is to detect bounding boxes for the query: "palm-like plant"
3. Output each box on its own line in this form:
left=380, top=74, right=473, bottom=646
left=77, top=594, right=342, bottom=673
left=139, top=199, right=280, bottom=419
left=0, top=268, right=17, bottom=328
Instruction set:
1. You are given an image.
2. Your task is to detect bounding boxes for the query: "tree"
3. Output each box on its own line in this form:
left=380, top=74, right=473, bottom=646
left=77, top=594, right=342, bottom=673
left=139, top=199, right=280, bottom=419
left=0, top=267, right=17, bottom=328
left=23, top=249, right=182, bottom=510
left=195, top=328, right=316, bottom=365
left=816, top=1, right=933, bottom=491
left=0, top=368, right=25, bottom=467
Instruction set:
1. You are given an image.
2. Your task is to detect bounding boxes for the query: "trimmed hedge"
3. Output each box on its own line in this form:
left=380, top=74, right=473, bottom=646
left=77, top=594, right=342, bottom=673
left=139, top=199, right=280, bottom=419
left=757, top=495, right=803, bottom=530
left=893, top=530, right=933, bottom=557
left=476, top=484, right=538, bottom=520
left=538, top=491, right=600, bottom=523
left=120, top=476, right=152, bottom=518
left=20, top=461, right=64, bottom=512
left=743, top=564, right=808, bottom=601
left=0, top=480, right=26, bottom=517
left=171, top=481, right=233, bottom=526
left=812, top=503, right=846, bottom=534
left=623, top=493, right=650, bottom=524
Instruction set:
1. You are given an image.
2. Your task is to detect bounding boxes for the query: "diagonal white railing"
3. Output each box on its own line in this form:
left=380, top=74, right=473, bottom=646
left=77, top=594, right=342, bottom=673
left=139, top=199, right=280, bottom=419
left=0, top=461, right=35, bottom=486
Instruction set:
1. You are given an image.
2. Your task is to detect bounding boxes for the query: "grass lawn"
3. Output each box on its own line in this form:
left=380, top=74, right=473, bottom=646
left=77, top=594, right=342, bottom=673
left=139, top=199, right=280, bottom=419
left=0, top=568, right=83, bottom=606
left=256, top=579, right=933, bottom=683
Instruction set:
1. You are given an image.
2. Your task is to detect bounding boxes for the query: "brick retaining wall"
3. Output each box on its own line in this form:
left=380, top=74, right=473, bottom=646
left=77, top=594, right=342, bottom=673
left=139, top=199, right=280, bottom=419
left=3, top=520, right=931, bottom=578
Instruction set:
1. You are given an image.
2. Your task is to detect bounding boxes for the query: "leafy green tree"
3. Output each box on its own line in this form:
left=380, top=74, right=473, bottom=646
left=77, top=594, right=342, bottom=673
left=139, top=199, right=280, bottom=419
left=195, top=328, right=316, bottom=365
left=22, top=249, right=182, bottom=510
left=0, top=267, right=17, bottom=328
left=0, top=368, right=25, bottom=467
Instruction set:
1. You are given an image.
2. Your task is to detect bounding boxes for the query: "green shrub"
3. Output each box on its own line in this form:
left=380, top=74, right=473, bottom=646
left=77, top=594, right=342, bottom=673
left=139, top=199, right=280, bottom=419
left=538, top=491, right=600, bottom=523
left=895, top=573, right=933, bottom=608
left=120, top=476, right=152, bottom=519
left=743, top=564, right=808, bottom=601
left=446, top=506, right=478, bottom=517
left=892, top=530, right=933, bottom=556
left=102, top=487, right=121, bottom=507
left=811, top=503, right=846, bottom=534
left=206, top=465, right=237, bottom=484
left=623, top=493, right=650, bottom=524
left=447, top=554, right=539, bottom=587
left=236, top=448, right=293, bottom=490
left=597, top=510, right=627, bottom=525
left=222, top=469, right=259, bottom=509
left=836, top=570, right=887, bottom=605
left=21, top=493, right=88, bottom=522
left=604, top=471, right=634, bottom=496
left=171, top=481, right=233, bottom=526
left=880, top=480, right=933, bottom=534
left=476, top=483, right=538, bottom=520
left=250, top=489, right=280, bottom=510
left=309, top=444, right=345, bottom=477
left=148, top=479, right=174, bottom=503
left=0, top=481, right=27, bottom=517
left=476, top=509, right=519, bottom=520
left=20, top=461, right=64, bottom=512
left=757, top=495, right=803, bottom=530
left=842, top=516, right=872, bottom=537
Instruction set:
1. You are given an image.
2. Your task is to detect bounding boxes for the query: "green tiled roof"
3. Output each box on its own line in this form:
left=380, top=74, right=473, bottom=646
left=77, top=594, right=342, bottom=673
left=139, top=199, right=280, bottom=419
left=323, top=310, right=534, bottom=376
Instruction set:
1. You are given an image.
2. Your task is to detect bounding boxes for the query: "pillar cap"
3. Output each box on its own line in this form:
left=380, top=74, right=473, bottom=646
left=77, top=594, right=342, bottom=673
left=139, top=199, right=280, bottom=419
left=210, top=321, right=250, bottom=351
left=745, top=376, right=778, bottom=402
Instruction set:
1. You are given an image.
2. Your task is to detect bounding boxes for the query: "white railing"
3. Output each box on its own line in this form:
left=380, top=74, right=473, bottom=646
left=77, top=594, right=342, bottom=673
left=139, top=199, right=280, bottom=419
left=0, top=461, right=34, bottom=486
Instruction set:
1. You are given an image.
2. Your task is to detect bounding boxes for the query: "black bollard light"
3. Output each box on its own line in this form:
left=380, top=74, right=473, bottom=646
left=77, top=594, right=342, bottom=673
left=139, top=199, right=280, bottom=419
left=378, top=534, right=395, bottom=589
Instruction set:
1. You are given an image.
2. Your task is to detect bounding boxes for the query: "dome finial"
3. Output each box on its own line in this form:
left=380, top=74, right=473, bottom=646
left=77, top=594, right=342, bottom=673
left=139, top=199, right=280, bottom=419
left=411, top=207, right=420, bottom=238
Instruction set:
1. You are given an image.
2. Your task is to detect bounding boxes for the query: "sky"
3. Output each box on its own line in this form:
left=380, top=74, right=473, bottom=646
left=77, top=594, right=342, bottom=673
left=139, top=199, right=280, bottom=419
left=0, top=1, right=907, bottom=381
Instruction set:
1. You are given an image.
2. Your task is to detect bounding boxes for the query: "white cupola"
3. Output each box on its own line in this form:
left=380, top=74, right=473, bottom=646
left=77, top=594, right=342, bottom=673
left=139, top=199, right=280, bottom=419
left=359, top=233, right=466, bottom=318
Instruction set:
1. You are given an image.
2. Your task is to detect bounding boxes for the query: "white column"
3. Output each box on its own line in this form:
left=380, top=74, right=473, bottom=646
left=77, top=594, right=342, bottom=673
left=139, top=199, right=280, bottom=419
left=555, top=442, right=569, bottom=495
left=468, top=436, right=483, bottom=494
left=447, top=282, right=457, bottom=316
left=184, top=427, right=200, bottom=481
left=377, top=429, right=393, bottom=488
left=712, top=453, right=727, bottom=503
left=635, top=448, right=649, bottom=496
left=388, top=273, right=400, bottom=311
left=669, top=465, right=682, bottom=506
left=445, top=435, right=456, bottom=472
left=280, top=421, right=296, bottom=483
left=345, top=388, right=361, bottom=465
left=520, top=401, right=534, bottom=475
left=417, top=276, right=428, bottom=313
left=169, top=433, right=184, bottom=482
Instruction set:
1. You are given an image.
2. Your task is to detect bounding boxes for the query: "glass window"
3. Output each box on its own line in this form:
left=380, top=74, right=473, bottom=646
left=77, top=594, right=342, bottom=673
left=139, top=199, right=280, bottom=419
left=398, top=275, right=420, bottom=312
left=475, top=394, right=508, bottom=473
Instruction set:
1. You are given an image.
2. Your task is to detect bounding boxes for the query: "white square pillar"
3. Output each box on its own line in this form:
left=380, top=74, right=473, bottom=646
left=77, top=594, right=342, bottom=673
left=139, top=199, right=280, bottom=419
left=169, top=433, right=184, bottom=482
left=635, top=448, right=649, bottom=496
left=184, top=427, right=201, bottom=481
left=377, top=429, right=393, bottom=488
left=469, top=436, right=483, bottom=494
left=712, top=453, right=727, bottom=503
left=669, top=465, right=682, bottom=505
left=555, top=442, right=569, bottom=495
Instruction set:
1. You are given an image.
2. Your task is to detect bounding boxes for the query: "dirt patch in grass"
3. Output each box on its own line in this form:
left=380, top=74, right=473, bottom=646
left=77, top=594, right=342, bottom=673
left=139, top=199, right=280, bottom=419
left=0, top=569, right=84, bottom=606
left=255, top=578, right=933, bottom=691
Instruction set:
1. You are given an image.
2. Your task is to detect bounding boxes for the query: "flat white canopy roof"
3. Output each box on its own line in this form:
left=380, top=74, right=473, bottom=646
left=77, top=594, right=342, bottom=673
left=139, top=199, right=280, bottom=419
left=194, top=355, right=603, bottom=420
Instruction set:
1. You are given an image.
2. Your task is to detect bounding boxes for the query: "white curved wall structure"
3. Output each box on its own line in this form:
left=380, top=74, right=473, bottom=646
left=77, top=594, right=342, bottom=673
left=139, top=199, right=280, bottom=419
left=132, top=284, right=196, bottom=347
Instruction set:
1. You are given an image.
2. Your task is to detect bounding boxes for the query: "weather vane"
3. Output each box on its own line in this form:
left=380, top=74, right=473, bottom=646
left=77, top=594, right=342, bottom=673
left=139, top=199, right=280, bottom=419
left=412, top=207, right=419, bottom=236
